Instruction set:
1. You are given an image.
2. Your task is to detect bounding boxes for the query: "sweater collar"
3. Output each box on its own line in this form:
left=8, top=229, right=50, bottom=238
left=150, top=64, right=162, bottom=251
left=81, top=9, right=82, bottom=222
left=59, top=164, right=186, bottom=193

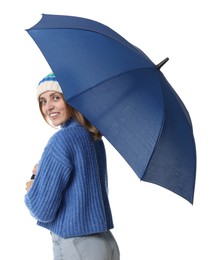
left=61, top=118, right=75, bottom=128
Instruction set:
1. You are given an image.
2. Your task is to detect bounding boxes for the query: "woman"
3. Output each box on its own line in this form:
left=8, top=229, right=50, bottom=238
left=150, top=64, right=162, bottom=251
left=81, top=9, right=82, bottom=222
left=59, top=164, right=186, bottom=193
left=25, top=73, right=120, bottom=260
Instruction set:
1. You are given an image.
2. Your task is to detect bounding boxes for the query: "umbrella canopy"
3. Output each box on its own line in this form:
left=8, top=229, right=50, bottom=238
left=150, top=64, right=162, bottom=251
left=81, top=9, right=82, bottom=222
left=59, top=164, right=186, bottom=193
left=27, top=14, right=196, bottom=203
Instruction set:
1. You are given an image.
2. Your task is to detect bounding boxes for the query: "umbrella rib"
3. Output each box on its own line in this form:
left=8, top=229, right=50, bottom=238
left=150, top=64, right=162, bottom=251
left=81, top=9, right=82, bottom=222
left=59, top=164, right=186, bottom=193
left=68, top=67, right=156, bottom=101
left=142, top=112, right=165, bottom=177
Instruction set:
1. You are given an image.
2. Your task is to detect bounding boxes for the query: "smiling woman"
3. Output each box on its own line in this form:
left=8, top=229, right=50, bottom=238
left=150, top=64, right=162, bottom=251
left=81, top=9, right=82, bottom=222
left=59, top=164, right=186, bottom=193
left=24, top=73, right=120, bottom=260
left=37, top=73, right=68, bottom=127
left=39, top=91, right=70, bottom=126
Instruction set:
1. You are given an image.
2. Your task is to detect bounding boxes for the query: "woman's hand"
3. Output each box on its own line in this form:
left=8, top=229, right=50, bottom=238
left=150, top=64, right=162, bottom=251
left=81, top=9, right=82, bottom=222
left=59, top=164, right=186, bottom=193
left=30, top=163, right=39, bottom=179
left=32, top=163, right=38, bottom=175
left=25, top=163, right=39, bottom=191
left=25, top=180, right=34, bottom=191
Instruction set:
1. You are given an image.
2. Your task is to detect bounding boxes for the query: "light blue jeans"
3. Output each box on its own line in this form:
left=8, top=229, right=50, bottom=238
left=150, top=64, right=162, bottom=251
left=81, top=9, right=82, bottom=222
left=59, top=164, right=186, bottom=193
left=51, top=231, right=120, bottom=260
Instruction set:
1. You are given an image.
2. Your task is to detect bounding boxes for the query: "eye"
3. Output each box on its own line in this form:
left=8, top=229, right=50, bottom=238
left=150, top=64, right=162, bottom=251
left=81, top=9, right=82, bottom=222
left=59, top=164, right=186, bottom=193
left=39, top=98, right=46, bottom=106
left=53, top=94, right=61, bottom=101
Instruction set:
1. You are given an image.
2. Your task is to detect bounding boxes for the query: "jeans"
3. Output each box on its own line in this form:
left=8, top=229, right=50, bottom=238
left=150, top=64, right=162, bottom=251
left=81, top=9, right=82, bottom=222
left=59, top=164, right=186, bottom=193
left=51, top=230, right=120, bottom=260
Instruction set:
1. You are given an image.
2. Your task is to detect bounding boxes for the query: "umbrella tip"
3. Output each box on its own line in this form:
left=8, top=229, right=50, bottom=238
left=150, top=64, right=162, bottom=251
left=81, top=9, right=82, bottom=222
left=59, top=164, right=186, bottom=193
left=156, top=57, right=169, bottom=70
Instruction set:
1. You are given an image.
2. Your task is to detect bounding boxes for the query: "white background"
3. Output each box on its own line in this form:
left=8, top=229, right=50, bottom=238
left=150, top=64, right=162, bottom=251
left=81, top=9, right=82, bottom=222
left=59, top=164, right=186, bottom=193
left=1, top=0, right=213, bottom=259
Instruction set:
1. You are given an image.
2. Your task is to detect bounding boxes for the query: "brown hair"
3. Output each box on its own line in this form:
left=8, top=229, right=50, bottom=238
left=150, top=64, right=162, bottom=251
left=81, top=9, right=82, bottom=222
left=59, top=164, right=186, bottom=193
left=39, top=94, right=102, bottom=140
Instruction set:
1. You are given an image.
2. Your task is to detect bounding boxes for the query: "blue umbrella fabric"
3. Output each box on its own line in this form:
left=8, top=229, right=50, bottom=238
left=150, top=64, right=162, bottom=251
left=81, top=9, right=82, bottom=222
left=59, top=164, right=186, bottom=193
left=27, top=14, right=196, bottom=203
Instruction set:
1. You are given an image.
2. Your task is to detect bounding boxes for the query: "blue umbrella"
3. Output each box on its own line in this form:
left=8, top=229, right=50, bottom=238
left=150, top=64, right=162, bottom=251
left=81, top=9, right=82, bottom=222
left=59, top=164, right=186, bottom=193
left=27, top=14, right=196, bottom=203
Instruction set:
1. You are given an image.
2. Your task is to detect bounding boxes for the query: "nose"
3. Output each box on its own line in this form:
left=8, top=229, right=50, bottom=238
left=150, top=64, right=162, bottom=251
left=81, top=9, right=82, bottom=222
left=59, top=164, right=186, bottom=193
left=44, top=99, right=55, bottom=112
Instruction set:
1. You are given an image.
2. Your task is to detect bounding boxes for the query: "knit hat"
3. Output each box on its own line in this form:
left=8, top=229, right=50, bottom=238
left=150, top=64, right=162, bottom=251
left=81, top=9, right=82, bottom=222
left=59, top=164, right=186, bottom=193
left=37, top=73, right=63, bottom=99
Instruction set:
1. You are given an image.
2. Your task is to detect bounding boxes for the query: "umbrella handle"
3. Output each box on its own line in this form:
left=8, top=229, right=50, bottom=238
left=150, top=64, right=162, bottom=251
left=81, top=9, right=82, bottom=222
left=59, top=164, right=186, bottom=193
left=30, top=174, right=36, bottom=180
left=156, top=57, right=169, bottom=70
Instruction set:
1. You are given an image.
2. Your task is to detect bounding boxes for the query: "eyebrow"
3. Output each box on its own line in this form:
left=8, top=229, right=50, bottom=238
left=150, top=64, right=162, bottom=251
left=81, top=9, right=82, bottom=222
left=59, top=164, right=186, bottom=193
left=40, top=92, right=59, bottom=100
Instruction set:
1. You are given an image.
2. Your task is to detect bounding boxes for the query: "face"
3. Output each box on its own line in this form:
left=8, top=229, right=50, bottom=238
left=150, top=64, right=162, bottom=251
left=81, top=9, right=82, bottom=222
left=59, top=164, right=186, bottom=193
left=39, top=91, right=70, bottom=126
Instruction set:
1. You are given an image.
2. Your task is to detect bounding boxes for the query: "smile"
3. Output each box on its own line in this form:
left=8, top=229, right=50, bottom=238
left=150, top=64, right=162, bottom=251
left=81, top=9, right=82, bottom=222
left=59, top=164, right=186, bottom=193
left=49, top=113, right=59, bottom=117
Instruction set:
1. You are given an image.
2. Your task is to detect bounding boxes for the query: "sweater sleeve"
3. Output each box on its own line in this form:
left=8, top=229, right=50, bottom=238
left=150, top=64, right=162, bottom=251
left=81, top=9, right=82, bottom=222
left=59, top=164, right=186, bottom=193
left=24, top=132, right=73, bottom=223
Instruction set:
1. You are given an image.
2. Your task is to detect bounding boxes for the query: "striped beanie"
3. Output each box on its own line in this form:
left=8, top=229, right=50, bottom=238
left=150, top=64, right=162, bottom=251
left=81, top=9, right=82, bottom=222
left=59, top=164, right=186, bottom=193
left=37, top=73, right=63, bottom=99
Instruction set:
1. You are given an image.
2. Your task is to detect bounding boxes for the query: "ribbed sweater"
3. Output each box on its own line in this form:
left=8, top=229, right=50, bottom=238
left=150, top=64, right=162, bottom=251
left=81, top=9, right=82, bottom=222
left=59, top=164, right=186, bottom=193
left=25, top=120, right=114, bottom=238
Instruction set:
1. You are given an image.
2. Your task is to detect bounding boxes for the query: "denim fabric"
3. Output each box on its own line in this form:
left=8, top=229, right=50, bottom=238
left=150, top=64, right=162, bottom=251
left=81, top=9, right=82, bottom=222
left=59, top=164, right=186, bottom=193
left=51, top=231, right=120, bottom=260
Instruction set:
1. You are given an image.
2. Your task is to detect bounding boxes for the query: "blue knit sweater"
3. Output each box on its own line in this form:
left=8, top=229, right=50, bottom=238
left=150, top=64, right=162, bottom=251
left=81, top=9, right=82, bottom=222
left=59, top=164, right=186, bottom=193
left=25, top=120, right=114, bottom=238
